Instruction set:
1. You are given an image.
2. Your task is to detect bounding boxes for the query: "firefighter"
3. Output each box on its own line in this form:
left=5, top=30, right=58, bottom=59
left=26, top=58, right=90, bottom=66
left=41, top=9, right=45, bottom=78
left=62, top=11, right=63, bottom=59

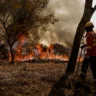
left=80, top=22, right=96, bottom=82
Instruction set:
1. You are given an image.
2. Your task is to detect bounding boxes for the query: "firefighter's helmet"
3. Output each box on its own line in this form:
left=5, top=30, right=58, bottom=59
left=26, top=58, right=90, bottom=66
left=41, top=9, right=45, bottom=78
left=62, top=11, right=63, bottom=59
left=85, top=22, right=94, bottom=28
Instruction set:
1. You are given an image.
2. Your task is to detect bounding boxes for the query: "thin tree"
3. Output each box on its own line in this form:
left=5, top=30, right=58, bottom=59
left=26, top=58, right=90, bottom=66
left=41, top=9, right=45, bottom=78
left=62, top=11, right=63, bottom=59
left=0, top=0, right=57, bottom=63
left=49, top=0, right=96, bottom=96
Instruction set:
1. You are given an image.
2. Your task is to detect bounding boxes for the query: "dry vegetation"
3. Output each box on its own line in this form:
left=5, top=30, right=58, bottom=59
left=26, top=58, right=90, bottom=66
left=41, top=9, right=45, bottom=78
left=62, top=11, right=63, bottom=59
left=0, top=62, right=67, bottom=96
left=0, top=62, right=95, bottom=96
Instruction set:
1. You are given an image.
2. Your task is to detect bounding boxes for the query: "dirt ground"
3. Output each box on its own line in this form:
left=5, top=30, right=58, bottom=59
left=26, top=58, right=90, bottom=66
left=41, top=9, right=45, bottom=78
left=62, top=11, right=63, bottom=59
left=0, top=62, right=94, bottom=96
left=0, top=62, right=67, bottom=96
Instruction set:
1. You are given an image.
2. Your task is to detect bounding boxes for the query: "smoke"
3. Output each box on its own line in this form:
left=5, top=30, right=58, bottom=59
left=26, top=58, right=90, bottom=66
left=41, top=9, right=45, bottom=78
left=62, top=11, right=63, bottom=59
left=39, top=0, right=84, bottom=47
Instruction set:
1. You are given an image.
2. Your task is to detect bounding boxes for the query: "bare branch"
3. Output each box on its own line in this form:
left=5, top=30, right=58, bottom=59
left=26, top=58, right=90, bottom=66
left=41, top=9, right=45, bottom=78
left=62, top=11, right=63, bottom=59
left=92, top=5, right=96, bottom=13
left=11, top=26, right=32, bottom=46
left=0, top=18, right=4, bottom=24
left=28, top=0, right=47, bottom=19
left=4, top=12, right=11, bottom=24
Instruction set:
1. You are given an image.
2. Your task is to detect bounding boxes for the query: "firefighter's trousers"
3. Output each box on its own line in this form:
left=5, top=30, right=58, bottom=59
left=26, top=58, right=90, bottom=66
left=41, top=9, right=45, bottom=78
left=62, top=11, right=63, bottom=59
left=90, top=56, right=96, bottom=79
left=81, top=56, right=96, bottom=79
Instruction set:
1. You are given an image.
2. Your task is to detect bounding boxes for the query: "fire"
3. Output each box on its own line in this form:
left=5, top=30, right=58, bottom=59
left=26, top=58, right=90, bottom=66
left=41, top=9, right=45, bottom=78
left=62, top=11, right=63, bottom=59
left=35, top=44, right=69, bottom=61
left=8, top=34, right=85, bottom=63
left=8, top=34, right=69, bottom=62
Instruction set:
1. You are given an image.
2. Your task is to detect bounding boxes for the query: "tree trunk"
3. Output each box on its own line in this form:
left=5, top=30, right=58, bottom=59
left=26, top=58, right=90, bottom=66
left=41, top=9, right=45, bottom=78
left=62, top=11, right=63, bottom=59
left=48, top=0, right=96, bottom=96
left=9, top=45, right=14, bottom=63
left=66, top=0, right=94, bottom=73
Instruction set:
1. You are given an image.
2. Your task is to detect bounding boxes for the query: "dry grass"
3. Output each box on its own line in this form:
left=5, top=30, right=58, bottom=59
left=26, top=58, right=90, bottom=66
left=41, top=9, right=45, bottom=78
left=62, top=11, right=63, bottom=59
left=0, top=62, right=94, bottom=96
left=0, top=62, right=67, bottom=96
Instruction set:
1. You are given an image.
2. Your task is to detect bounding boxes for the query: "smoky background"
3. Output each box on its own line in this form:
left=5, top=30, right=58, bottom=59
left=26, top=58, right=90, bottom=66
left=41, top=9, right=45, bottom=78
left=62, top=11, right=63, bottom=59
left=38, top=0, right=84, bottom=47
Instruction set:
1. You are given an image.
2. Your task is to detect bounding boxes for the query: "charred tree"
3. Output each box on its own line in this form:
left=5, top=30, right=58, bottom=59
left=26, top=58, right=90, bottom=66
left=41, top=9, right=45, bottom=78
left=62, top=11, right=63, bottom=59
left=48, top=0, right=96, bottom=96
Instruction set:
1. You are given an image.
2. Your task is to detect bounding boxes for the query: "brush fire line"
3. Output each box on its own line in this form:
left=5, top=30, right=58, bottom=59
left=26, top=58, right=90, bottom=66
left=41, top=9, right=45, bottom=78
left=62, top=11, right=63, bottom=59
left=0, top=35, right=83, bottom=62
left=8, top=43, right=83, bottom=62
left=8, top=43, right=69, bottom=62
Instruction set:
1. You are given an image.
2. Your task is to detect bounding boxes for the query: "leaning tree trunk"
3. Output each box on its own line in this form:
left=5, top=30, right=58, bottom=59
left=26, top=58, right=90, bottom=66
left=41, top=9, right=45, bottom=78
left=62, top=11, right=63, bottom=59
left=48, top=0, right=96, bottom=96
left=66, top=0, right=96, bottom=73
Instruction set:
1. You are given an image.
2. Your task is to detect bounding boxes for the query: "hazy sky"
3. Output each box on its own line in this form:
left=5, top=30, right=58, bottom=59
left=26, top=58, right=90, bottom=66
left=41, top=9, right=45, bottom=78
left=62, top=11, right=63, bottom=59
left=80, top=0, right=96, bottom=28
left=39, top=0, right=96, bottom=47
left=91, top=0, right=96, bottom=28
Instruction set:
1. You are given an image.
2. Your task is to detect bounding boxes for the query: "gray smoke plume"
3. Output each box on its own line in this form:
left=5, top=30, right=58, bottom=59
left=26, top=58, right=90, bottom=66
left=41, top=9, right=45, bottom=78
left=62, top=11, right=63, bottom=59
left=39, top=0, right=84, bottom=47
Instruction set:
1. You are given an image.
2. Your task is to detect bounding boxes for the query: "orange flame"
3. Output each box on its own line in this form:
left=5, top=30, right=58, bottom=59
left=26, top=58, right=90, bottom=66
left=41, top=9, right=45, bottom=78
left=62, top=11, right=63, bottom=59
left=8, top=35, right=69, bottom=62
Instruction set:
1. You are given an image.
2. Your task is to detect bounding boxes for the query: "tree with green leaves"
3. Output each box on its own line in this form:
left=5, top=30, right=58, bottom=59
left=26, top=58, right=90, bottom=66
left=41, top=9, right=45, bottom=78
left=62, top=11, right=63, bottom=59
left=0, top=0, right=57, bottom=63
